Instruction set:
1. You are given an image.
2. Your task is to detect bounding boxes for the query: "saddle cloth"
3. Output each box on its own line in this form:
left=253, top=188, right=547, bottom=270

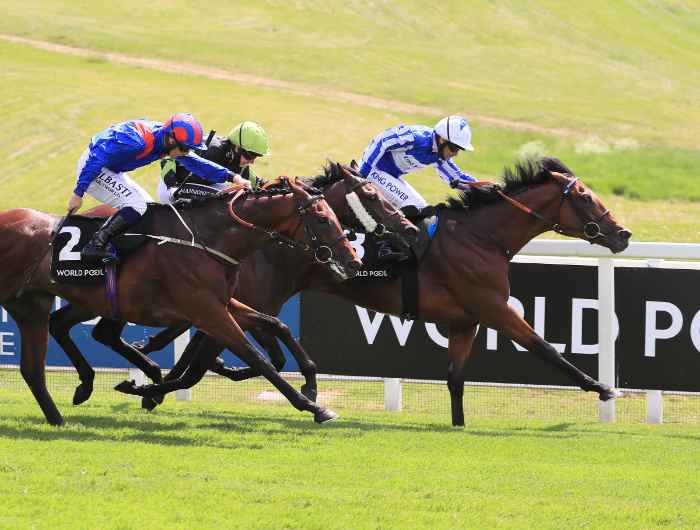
left=51, top=214, right=149, bottom=285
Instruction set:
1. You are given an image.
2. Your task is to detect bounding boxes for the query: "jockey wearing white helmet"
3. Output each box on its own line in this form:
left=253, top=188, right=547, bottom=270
left=358, top=115, right=477, bottom=210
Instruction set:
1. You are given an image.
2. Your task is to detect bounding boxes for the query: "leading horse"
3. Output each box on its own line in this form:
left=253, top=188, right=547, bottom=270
left=117, top=157, right=632, bottom=426
left=0, top=177, right=361, bottom=425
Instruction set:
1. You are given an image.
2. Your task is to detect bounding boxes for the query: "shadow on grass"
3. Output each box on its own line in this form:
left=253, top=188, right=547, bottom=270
left=2, top=403, right=696, bottom=448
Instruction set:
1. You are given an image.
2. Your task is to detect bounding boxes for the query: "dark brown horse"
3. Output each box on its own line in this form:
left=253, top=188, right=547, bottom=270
left=47, top=163, right=419, bottom=407
left=108, top=157, right=632, bottom=426
left=0, top=177, right=363, bottom=425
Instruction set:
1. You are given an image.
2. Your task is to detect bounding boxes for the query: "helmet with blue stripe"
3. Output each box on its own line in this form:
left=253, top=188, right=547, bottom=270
left=163, top=113, right=207, bottom=150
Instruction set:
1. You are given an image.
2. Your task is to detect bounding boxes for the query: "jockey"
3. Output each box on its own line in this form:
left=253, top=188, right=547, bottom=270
left=358, top=115, right=477, bottom=261
left=359, top=115, right=477, bottom=212
left=158, top=120, right=270, bottom=203
left=69, top=113, right=248, bottom=261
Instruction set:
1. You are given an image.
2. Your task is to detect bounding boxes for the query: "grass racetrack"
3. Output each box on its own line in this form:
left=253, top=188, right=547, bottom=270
left=1, top=375, right=700, bottom=530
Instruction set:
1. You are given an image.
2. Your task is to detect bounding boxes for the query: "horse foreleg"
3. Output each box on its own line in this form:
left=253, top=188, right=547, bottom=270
left=251, top=327, right=319, bottom=403
left=223, top=299, right=333, bottom=422
left=49, top=304, right=98, bottom=405
left=488, top=304, right=620, bottom=400
left=6, top=294, right=64, bottom=426
left=447, top=323, right=478, bottom=427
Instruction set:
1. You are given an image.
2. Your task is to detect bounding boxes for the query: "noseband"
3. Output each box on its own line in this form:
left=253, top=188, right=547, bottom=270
left=497, top=175, right=611, bottom=241
left=344, top=177, right=409, bottom=237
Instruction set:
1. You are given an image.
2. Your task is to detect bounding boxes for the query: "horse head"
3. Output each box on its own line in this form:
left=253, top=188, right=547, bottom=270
left=283, top=177, right=363, bottom=280
left=541, top=158, right=631, bottom=253
left=322, top=161, right=419, bottom=247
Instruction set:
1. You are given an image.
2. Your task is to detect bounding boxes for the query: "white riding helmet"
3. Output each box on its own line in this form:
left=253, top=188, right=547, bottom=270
left=434, top=115, right=474, bottom=151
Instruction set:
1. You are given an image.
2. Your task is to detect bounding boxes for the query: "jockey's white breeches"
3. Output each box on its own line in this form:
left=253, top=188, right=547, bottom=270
left=76, top=148, right=154, bottom=214
left=364, top=168, right=427, bottom=209
left=157, top=179, right=230, bottom=204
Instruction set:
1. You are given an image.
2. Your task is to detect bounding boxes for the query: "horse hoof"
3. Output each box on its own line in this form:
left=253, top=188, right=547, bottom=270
left=314, top=408, right=338, bottom=424
left=152, top=393, right=165, bottom=405
left=300, top=384, right=318, bottom=402
left=141, top=397, right=159, bottom=411
left=72, top=382, right=94, bottom=405
left=49, top=416, right=65, bottom=427
left=114, top=380, right=138, bottom=395
left=600, top=387, right=623, bottom=401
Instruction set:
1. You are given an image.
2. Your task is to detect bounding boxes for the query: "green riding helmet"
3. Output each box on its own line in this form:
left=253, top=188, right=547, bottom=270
left=228, top=121, right=270, bottom=157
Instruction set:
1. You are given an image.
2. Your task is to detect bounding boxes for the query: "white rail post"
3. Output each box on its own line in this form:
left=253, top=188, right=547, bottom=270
left=646, top=390, right=663, bottom=424
left=384, top=378, right=402, bottom=411
left=174, top=329, right=192, bottom=401
left=598, top=257, right=616, bottom=422
left=645, top=259, right=665, bottom=423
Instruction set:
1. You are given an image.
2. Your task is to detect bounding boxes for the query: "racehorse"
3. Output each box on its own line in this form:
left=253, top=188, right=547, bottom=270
left=47, top=163, right=419, bottom=407
left=107, top=157, right=632, bottom=427
left=0, top=176, right=362, bottom=425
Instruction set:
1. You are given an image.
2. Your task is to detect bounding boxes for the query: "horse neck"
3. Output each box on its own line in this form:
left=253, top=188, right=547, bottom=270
left=465, top=182, right=564, bottom=257
left=321, top=181, right=350, bottom=226
left=183, top=193, right=300, bottom=261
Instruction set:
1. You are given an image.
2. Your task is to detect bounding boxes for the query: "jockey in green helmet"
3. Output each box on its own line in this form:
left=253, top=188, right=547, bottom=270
left=158, top=120, right=270, bottom=203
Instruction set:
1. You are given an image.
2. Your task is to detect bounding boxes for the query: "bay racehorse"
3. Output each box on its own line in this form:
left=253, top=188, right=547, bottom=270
left=110, top=157, right=631, bottom=426
left=0, top=177, right=362, bottom=425
left=47, top=163, right=418, bottom=407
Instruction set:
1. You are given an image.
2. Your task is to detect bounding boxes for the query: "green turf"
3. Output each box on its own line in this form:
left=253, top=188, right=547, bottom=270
left=1, top=381, right=699, bottom=530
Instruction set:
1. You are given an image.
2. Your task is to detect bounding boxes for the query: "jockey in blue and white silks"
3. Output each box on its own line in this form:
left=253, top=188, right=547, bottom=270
left=68, top=113, right=248, bottom=261
left=359, top=115, right=477, bottom=209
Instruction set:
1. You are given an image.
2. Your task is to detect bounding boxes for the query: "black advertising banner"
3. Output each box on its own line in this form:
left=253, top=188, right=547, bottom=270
left=300, top=264, right=700, bottom=391
left=616, top=268, right=700, bottom=391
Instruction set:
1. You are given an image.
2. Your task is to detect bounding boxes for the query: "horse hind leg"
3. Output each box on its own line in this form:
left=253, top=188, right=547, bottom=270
left=49, top=303, right=97, bottom=405
left=5, top=294, right=64, bottom=426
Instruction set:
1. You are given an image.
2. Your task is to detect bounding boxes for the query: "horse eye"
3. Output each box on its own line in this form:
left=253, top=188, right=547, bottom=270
left=584, top=194, right=593, bottom=204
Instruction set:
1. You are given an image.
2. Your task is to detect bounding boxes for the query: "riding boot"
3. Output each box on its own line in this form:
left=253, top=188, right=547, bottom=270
left=81, top=207, right=141, bottom=262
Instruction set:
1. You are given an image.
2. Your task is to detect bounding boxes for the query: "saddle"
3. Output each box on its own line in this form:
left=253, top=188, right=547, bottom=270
left=354, top=210, right=439, bottom=320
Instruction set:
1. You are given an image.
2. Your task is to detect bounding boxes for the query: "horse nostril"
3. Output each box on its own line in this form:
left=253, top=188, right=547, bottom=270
left=618, top=229, right=632, bottom=241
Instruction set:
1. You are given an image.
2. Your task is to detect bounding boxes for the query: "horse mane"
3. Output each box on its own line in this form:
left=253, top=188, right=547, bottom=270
left=440, top=157, right=574, bottom=211
left=301, top=160, right=359, bottom=191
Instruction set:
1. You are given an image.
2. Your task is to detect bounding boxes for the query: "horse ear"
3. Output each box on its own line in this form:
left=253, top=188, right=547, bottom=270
left=549, top=171, right=569, bottom=184
left=350, top=159, right=359, bottom=171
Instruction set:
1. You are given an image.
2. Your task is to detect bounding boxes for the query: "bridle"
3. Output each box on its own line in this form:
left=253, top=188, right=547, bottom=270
left=227, top=180, right=349, bottom=265
left=343, top=177, right=399, bottom=237
left=496, top=173, right=611, bottom=241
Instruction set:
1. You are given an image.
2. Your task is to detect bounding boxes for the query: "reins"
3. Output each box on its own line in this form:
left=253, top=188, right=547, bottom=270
left=496, top=175, right=611, bottom=241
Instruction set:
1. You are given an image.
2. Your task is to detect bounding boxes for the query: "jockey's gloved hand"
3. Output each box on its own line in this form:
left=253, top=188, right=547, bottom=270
left=452, top=180, right=501, bottom=194
left=470, top=181, right=502, bottom=194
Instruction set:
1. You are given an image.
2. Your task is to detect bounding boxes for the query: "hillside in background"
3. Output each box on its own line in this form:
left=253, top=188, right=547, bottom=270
left=1, top=1, right=698, bottom=240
